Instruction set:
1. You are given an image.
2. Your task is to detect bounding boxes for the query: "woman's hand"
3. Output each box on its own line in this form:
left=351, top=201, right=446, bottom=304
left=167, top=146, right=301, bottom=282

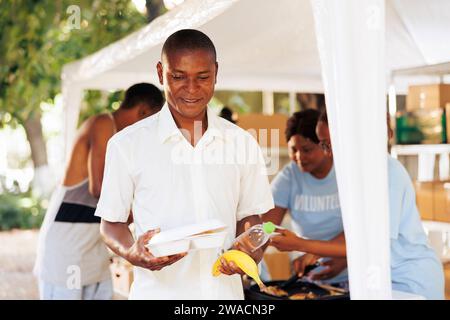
left=311, top=258, right=347, bottom=281
left=293, top=253, right=320, bottom=277
left=269, top=229, right=303, bottom=252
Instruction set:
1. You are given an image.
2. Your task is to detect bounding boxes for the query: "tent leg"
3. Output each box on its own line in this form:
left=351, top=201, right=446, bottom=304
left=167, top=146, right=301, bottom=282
left=62, top=82, right=83, bottom=163
left=262, top=91, right=274, bottom=115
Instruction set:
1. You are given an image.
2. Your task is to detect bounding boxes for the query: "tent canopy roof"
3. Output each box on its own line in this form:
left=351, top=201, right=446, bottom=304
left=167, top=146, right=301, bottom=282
left=62, top=0, right=450, bottom=93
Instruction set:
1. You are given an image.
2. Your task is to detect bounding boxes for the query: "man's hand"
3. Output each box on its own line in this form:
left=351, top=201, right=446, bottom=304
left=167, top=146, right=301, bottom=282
left=217, top=257, right=245, bottom=276
left=293, top=253, right=320, bottom=277
left=232, top=221, right=265, bottom=262
left=220, top=221, right=265, bottom=276
left=270, top=229, right=302, bottom=252
left=310, top=258, right=347, bottom=281
left=125, top=228, right=187, bottom=271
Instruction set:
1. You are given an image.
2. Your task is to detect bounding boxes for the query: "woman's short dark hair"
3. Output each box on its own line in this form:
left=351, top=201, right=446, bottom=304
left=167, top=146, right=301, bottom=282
left=285, top=109, right=321, bottom=143
left=219, top=106, right=235, bottom=124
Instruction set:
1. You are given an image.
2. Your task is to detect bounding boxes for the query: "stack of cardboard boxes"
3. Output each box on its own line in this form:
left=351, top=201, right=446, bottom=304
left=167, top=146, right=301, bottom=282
left=396, top=84, right=450, bottom=144
left=402, top=84, right=450, bottom=223
left=415, top=181, right=450, bottom=223
left=406, top=84, right=450, bottom=111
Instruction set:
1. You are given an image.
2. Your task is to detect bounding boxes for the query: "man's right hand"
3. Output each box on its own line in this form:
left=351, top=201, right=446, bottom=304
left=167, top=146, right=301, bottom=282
left=125, top=229, right=187, bottom=271
left=293, top=253, right=320, bottom=277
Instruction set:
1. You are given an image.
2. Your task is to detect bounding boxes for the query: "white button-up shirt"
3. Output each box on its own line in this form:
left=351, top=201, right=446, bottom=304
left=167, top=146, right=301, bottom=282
left=95, top=104, right=274, bottom=299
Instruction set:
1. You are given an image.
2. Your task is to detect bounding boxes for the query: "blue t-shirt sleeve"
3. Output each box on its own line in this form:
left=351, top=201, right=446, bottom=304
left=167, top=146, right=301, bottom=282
left=388, top=157, right=418, bottom=239
left=271, top=163, right=293, bottom=209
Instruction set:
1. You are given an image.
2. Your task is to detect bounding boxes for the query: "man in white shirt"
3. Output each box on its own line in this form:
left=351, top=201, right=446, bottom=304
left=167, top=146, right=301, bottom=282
left=95, top=29, right=274, bottom=299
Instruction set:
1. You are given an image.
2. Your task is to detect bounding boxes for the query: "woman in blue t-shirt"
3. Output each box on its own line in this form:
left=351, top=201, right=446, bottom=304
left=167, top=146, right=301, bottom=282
left=267, top=110, right=445, bottom=299
left=262, top=109, right=348, bottom=285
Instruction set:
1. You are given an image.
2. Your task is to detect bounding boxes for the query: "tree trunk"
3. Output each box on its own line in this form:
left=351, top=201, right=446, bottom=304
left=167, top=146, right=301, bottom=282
left=146, top=0, right=165, bottom=23
left=23, top=112, right=48, bottom=169
left=23, top=112, right=55, bottom=197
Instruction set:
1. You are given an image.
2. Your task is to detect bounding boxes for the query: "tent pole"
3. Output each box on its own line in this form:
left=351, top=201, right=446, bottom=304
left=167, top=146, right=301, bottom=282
left=262, top=91, right=274, bottom=115
left=62, top=81, right=83, bottom=163
left=289, top=91, right=297, bottom=114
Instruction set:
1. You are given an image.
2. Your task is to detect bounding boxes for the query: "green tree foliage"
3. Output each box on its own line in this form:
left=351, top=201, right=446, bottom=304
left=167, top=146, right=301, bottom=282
left=0, top=0, right=151, bottom=127
left=0, top=191, right=45, bottom=230
left=0, top=176, right=45, bottom=230
left=0, top=1, right=168, bottom=228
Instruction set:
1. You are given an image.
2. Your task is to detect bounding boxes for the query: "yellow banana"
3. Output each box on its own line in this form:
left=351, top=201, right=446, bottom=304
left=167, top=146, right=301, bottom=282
left=212, top=249, right=265, bottom=289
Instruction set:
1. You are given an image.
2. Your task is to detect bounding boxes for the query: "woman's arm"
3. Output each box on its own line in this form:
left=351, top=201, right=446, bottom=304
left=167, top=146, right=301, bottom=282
left=271, top=230, right=346, bottom=258
left=261, top=206, right=288, bottom=226
left=295, top=232, right=346, bottom=257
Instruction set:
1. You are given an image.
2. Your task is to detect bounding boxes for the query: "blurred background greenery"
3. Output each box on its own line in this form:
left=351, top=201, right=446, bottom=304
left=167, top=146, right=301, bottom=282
left=0, top=0, right=161, bottom=230
left=0, top=176, right=45, bottom=230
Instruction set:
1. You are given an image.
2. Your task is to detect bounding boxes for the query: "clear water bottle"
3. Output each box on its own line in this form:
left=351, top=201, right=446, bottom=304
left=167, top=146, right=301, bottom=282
left=233, top=222, right=276, bottom=253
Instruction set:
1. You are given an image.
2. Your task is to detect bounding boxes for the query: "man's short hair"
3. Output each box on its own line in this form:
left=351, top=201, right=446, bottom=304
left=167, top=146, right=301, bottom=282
left=120, top=83, right=164, bottom=110
left=161, top=29, right=216, bottom=61
left=285, top=109, right=321, bottom=143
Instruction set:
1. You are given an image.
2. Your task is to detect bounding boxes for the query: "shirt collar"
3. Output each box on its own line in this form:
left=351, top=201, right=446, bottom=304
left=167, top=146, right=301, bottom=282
left=157, top=103, right=226, bottom=144
left=157, top=104, right=182, bottom=144
left=205, top=106, right=226, bottom=142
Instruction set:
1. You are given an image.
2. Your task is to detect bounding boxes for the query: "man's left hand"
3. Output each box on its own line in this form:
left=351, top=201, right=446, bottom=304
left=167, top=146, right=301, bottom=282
left=218, top=257, right=245, bottom=276
left=220, top=220, right=265, bottom=276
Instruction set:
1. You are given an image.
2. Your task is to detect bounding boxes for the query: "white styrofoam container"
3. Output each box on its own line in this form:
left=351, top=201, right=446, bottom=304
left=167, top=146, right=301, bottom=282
left=187, top=231, right=228, bottom=251
left=146, top=219, right=228, bottom=257
left=146, top=239, right=191, bottom=257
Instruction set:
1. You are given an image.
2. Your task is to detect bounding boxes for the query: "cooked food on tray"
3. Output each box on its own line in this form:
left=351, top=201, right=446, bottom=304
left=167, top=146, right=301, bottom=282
left=261, top=285, right=289, bottom=297
left=288, top=291, right=317, bottom=300
left=245, top=279, right=349, bottom=300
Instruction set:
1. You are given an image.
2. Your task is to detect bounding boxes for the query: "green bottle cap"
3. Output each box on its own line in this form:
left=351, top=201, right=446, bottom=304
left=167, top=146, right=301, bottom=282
left=263, top=221, right=276, bottom=234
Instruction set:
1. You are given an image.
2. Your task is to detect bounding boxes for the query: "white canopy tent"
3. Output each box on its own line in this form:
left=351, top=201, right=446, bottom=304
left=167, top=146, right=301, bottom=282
left=61, top=0, right=450, bottom=148
left=60, top=0, right=450, bottom=299
left=62, top=0, right=450, bottom=155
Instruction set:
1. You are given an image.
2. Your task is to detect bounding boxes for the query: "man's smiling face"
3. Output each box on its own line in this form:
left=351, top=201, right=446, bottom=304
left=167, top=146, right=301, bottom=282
left=157, top=48, right=218, bottom=120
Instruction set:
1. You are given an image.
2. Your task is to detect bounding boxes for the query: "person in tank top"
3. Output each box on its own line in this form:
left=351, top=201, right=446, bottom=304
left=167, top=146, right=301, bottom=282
left=34, top=83, right=164, bottom=300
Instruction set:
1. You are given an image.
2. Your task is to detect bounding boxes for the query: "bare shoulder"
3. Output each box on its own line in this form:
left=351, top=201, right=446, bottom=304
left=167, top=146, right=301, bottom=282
left=76, top=113, right=110, bottom=132
left=90, top=113, right=114, bottom=129
left=110, top=113, right=158, bottom=145
left=88, top=113, right=115, bottom=137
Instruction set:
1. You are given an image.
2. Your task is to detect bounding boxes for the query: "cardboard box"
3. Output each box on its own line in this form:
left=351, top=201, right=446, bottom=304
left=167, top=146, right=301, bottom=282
left=414, top=181, right=434, bottom=220
left=414, top=181, right=450, bottom=222
left=432, top=181, right=450, bottom=223
left=263, top=246, right=292, bottom=280
left=406, top=84, right=450, bottom=111
left=237, top=114, right=288, bottom=148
